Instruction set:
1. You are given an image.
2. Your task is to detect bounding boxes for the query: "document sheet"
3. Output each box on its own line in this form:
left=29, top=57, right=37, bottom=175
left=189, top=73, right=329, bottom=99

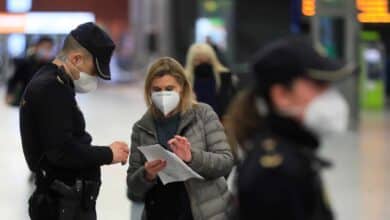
left=138, top=144, right=204, bottom=185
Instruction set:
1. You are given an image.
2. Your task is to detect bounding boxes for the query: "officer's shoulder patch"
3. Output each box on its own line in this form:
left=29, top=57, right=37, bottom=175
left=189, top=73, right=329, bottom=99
left=56, top=76, right=65, bottom=84
left=262, top=138, right=277, bottom=152
left=259, top=154, right=284, bottom=168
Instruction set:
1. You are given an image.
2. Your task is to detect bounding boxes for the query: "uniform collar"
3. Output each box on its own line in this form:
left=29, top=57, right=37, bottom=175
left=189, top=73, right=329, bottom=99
left=49, top=62, right=75, bottom=89
left=265, top=113, right=320, bottom=149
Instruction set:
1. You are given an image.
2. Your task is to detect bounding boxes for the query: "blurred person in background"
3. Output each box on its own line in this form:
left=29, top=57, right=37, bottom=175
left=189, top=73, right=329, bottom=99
left=185, top=43, right=237, bottom=120
left=226, top=36, right=353, bottom=220
left=5, top=36, right=54, bottom=107
left=20, top=22, right=129, bottom=220
left=205, top=36, right=227, bottom=66
left=127, top=57, right=234, bottom=220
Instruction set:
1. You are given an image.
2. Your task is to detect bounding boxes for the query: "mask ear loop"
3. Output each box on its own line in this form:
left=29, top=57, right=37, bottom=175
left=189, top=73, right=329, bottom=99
left=62, top=57, right=84, bottom=80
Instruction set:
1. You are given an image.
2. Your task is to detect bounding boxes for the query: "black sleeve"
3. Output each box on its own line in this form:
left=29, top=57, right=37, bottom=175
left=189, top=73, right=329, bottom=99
left=7, top=59, right=26, bottom=94
left=34, top=82, right=113, bottom=169
left=6, top=73, right=17, bottom=94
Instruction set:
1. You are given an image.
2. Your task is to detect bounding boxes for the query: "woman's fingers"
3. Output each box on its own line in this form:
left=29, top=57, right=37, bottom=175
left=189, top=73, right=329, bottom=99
left=168, top=138, right=177, bottom=146
left=146, top=160, right=164, bottom=168
left=144, top=160, right=167, bottom=181
left=174, top=135, right=187, bottom=144
left=146, top=160, right=161, bottom=167
left=145, top=160, right=167, bottom=174
left=149, top=161, right=167, bottom=173
left=174, top=135, right=190, bottom=149
left=155, top=161, right=167, bottom=170
left=168, top=138, right=180, bottom=150
left=177, top=135, right=190, bottom=144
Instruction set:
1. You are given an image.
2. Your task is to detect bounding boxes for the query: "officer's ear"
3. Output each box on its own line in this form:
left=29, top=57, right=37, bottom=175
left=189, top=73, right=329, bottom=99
left=68, top=51, right=84, bottom=66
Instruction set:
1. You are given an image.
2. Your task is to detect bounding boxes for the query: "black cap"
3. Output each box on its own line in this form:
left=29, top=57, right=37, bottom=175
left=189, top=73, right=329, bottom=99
left=252, top=36, right=354, bottom=86
left=70, top=22, right=115, bottom=80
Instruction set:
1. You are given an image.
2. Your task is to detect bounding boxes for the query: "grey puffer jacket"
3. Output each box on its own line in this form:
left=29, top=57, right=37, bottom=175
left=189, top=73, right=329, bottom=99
left=127, top=103, right=234, bottom=220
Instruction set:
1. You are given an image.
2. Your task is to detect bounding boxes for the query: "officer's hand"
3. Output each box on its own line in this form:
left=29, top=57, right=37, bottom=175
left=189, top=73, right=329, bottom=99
left=5, top=94, right=14, bottom=105
left=109, top=141, right=129, bottom=165
left=144, top=160, right=167, bottom=181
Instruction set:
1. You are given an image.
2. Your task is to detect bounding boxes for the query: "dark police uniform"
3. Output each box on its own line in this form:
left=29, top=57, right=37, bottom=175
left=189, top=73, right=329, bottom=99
left=20, top=63, right=113, bottom=220
left=237, top=114, right=334, bottom=220
left=234, top=35, right=354, bottom=220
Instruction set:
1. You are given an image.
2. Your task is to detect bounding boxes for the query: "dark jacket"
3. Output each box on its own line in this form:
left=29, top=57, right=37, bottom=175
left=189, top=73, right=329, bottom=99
left=20, top=63, right=113, bottom=185
left=127, top=103, right=234, bottom=220
left=218, top=72, right=237, bottom=117
left=237, top=114, right=334, bottom=220
left=193, top=72, right=237, bottom=118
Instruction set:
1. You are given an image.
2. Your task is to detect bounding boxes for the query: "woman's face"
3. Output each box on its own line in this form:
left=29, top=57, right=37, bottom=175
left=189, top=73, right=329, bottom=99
left=193, top=53, right=211, bottom=66
left=151, top=74, right=183, bottom=94
left=150, top=74, right=183, bottom=116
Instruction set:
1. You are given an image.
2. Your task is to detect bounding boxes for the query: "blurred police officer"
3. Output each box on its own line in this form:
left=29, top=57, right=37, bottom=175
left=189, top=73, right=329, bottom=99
left=227, top=36, right=353, bottom=220
left=20, top=22, right=129, bottom=220
left=6, top=36, right=54, bottom=106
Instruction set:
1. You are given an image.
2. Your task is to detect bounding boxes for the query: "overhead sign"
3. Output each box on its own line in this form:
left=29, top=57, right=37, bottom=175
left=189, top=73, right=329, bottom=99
left=357, top=0, right=390, bottom=23
left=0, top=12, right=95, bottom=34
left=302, top=0, right=316, bottom=16
left=303, top=0, right=390, bottom=23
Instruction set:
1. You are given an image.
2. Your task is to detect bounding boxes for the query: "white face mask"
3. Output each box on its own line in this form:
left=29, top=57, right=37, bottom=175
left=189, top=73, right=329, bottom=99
left=303, top=89, right=349, bottom=137
left=66, top=59, right=98, bottom=94
left=73, top=72, right=98, bottom=93
left=151, top=91, right=180, bottom=116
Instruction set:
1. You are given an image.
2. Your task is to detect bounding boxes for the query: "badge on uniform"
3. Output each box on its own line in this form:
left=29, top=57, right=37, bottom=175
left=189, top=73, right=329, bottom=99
left=259, top=154, right=283, bottom=168
left=259, top=138, right=284, bottom=168
left=262, top=138, right=277, bottom=152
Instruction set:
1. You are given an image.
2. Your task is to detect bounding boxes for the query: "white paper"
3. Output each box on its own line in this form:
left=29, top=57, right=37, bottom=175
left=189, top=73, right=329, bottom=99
left=138, top=144, right=204, bottom=185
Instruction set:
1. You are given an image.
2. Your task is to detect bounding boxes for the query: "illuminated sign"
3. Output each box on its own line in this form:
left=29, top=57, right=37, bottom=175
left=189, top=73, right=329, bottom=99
left=6, top=0, right=32, bottom=13
left=302, top=0, right=316, bottom=16
left=0, top=12, right=95, bottom=34
left=0, top=13, right=26, bottom=33
left=302, top=0, right=390, bottom=23
left=357, top=0, right=390, bottom=23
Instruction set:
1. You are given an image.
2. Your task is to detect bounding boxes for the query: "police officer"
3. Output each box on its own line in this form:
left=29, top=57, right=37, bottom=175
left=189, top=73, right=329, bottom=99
left=6, top=36, right=54, bottom=106
left=226, top=36, right=353, bottom=220
left=20, top=22, right=129, bottom=220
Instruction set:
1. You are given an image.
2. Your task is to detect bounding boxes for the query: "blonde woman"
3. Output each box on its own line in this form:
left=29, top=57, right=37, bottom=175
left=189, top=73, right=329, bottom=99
left=185, top=43, right=236, bottom=119
left=127, top=57, right=234, bottom=220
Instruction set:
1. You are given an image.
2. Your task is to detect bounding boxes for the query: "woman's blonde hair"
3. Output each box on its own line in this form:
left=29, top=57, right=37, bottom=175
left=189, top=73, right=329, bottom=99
left=144, top=57, right=197, bottom=117
left=185, top=43, right=229, bottom=90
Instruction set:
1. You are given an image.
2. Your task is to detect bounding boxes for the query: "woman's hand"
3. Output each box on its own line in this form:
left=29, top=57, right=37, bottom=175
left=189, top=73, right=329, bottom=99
left=168, top=135, right=192, bottom=162
left=144, top=160, right=167, bottom=181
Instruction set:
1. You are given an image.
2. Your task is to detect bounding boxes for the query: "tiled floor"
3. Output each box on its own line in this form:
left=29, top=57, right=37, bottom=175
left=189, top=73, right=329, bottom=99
left=0, top=83, right=388, bottom=220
